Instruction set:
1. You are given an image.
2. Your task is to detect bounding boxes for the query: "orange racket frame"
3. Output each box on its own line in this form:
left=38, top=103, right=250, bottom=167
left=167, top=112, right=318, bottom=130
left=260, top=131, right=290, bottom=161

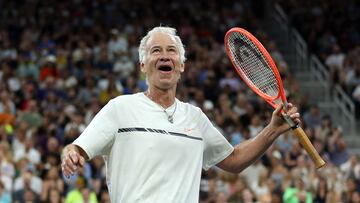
left=225, top=27, right=325, bottom=168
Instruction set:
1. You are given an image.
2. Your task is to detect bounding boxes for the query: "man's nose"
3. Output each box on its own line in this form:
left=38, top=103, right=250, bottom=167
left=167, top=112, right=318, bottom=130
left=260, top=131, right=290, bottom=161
left=159, top=52, right=171, bottom=61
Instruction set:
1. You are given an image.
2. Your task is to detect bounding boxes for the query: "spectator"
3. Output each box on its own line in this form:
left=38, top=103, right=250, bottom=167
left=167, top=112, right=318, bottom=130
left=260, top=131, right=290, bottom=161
left=276, top=131, right=293, bottom=153
left=72, top=40, right=92, bottom=64
left=248, top=115, right=264, bottom=138
left=302, top=104, right=322, bottom=129
left=65, top=175, right=98, bottom=203
left=251, top=170, right=272, bottom=202
left=240, top=187, right=258, bottom=203
left=17, top=99, right=43, bottom=128
left=326, top=44, right=346, bottom=85
left=241, top=159, right=267, bottom=188
left=227, top=176, right=249, bottom=202
left=99, top=185, right=110, bottom=203
left=39, top=55, right=59, bottom=82
left=346, top=60, right=360, bottom=89
left=344, top=177, right=360, bottom=203
left=278, top=0, right=360, bottom=120
left=15, top=53, right=39, bottom=81
left=113, top=52, right=135, bottom=81
left=269, top=150, right=289, bottom=189
left=13, top=187, right=40, bottom=203
left=0, top=90, right=16, bottom=126
left=0, top=142, right=14, bottom=191
left=98, top=75, right=123, bottom=105
left=284, top=141, right=302, bottom=170
left=0, top=181, right=11, bottom=203
left=351, top=191, right=360, bottom=203
left=107, top=29, right=128, bottom=61
left=219, top=71, right=241, bottom=92
left=314, top=114, right=332, bottom=142
left=40, top=166, right=64, bottom=202
left=340, top=154, right=360, bottom=180
left=283, top=177, right=312, bottom=203
left=327, top=127, right=350, bottom=166
left=45, top=188, right=63, bottom=203
left=13, top=135, right=41, bottom=166
left=313, top=176, right=328, bottom=203
left=13, top=164, right=42, bottom=199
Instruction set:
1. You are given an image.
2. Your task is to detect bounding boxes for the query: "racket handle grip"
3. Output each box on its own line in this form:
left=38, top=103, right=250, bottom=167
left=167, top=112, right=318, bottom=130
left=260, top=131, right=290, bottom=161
left=293, top=127, right=326, bottom=169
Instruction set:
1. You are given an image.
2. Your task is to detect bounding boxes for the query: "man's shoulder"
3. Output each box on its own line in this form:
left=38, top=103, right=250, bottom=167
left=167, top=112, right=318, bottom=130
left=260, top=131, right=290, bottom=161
left=177, top=100, right=203, bottom=115
left=177, top=100, right=194, bottom=108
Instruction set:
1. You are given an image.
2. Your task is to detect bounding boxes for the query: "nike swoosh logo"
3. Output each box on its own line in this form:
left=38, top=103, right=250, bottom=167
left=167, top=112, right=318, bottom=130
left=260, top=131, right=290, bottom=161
left=184, top=128, right=194, bottom=133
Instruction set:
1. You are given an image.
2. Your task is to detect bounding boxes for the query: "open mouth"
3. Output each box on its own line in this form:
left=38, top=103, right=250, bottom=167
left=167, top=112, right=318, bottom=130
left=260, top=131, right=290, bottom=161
left=158, top=65, right=173, bottom=72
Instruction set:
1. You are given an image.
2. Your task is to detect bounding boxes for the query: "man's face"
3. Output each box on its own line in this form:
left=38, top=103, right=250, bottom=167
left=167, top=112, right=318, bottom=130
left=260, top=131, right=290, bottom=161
left=141, top=32, right=184, bottom=90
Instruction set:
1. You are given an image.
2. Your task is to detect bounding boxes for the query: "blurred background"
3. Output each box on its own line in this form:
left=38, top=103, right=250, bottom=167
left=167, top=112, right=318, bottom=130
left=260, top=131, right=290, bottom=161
left=0, top=0, right=359, bottom=202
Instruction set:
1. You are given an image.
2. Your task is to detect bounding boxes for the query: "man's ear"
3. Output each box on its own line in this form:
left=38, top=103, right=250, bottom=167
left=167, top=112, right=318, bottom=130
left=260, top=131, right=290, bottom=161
left=140, top=63, right=146, bottom=73
left=180, top=63, right=185, bottom=73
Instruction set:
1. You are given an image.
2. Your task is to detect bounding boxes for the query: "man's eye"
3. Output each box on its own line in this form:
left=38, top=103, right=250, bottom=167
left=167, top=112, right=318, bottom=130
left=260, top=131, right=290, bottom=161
left=151, top=49, right=160, bottom=53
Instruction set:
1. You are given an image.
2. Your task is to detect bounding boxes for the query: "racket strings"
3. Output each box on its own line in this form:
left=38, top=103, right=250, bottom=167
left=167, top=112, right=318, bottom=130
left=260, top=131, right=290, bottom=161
left=228, top=32, right=279, bottom=98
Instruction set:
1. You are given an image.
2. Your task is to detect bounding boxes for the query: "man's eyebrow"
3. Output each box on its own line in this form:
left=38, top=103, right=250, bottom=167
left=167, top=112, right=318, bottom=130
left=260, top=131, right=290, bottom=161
left=167, top=45, right=178, bottom=49
left=149, top=45, right=178, bottom=50
left=149, top=45, right=161, bottom=50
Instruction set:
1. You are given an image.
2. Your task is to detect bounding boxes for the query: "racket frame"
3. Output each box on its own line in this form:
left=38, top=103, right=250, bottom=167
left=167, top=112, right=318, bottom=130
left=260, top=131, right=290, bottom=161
left=225, top=27, right=287, bottom=109
left=224, top=27, right=325, bottom=168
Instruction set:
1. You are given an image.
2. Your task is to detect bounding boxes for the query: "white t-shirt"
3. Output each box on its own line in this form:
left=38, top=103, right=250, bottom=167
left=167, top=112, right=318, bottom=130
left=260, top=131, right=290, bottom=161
left=73, top=93, right=234, bottom=203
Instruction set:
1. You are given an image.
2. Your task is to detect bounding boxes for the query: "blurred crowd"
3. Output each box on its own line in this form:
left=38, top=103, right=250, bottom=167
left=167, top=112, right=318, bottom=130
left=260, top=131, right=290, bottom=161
left=0, top=0, right=358, bottom=202
left=278, top=0, right=360, bottom=118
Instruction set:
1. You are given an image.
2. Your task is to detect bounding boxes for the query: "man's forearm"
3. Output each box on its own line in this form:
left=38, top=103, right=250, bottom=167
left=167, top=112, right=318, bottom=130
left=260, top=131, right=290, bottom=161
left=217, top=125, right=280, bottom=173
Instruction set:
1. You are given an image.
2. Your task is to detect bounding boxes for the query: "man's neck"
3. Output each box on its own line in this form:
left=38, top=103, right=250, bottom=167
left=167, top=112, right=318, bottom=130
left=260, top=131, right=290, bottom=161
left=145, top=87, right=176, bottom=108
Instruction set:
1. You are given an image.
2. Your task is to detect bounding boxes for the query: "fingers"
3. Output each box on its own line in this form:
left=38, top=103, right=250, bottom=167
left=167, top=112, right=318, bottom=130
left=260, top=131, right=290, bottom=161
left=273, top=104, right=283, bottom=116
left=70, top=151, right=79, bottom=164
left=285, top=103, right=299, bottom=116
left=61, top=150, right=84, bottom=178
left=286, top=103, right=297, bottom=114
left=62, top=162, right=74, bottom=178
left=270, top=103, right=302, bottom=135
left=284, top=103, right=301, bottom=125
left=79, top=156, right=85, bottom=167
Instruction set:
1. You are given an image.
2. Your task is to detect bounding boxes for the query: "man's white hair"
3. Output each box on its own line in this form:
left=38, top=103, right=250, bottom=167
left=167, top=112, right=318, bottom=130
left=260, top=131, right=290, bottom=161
left=138, top=26, right=186, bottom=64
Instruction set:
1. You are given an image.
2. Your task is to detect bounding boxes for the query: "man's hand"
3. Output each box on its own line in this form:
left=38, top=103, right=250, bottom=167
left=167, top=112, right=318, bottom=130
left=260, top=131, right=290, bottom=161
left=270, top=103, right=301, bottom=135
left=61, top=144, right=86, bottom=178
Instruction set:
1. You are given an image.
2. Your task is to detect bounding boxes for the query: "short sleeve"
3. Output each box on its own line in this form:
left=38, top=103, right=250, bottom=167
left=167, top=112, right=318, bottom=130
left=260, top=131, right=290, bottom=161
left=198, top=110, right=234, bottom=170
left=73, top=99, right=117, bottom=159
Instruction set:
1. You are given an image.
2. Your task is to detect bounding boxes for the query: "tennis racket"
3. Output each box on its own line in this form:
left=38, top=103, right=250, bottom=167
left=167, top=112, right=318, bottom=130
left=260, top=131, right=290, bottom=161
left=224, top=27, right=325, bottom=168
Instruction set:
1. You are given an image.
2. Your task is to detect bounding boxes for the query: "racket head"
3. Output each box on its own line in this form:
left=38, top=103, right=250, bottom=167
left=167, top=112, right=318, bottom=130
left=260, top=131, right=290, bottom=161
left=224, top=27, right=287, bottom=108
